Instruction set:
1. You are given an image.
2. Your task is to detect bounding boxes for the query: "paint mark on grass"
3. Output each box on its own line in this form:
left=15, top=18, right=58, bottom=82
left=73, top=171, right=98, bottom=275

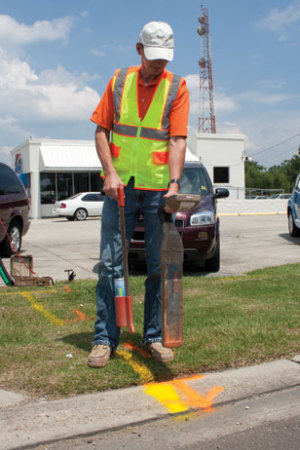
left=117, top=349, right=154, bottom=383
left=66, top=309, right=88, bottom=322
left=124, top=341, right=150, bottom=358
left=20, top=291, right=65, bottom=326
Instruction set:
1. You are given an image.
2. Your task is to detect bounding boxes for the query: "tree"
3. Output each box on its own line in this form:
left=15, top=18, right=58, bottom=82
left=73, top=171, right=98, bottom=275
left=245, top=152, right=300, bottom=192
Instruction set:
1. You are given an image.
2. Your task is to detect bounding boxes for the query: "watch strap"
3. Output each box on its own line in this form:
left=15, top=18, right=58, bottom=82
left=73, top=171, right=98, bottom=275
left=168, top=178, right=181, bottom=188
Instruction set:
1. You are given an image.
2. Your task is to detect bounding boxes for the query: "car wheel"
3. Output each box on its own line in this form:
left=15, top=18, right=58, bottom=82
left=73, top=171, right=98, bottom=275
left=288, top=210, right=300, bottom=237
left=204, top=238, right=220, bottom=272
left=75, top=208, right=87, bottom=221
left=1, top=221, right=22, bottom=257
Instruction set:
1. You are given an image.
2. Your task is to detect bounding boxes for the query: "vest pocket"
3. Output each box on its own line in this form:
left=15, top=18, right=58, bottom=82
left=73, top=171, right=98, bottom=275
left=110, top=142, right=120, bottom=158
left=152, top=151, right=169, bottom=165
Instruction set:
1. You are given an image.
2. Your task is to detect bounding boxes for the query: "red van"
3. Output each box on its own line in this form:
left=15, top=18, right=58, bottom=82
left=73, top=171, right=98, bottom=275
left=129, top=162, right=229, bottom=272
left=0, top=163, right=30, bottom=256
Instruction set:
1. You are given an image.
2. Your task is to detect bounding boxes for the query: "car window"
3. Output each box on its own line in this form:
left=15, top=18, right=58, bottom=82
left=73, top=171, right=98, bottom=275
left=296, top=175, right=300, bottom=191
left=0, top=165, right=24, bottom=195
left=96, top=194, right=105, bottom=201
left=180, top=167, right=212, bottom=195
left=82, top=194, right=99, bottom=202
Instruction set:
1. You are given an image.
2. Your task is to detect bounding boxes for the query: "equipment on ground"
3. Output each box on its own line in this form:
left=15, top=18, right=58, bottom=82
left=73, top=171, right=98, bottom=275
left=114, top=186, right=135, bottom=333
left=0, top=218, right=54, bottom=287
left=160, top=193, right=201, bottom=348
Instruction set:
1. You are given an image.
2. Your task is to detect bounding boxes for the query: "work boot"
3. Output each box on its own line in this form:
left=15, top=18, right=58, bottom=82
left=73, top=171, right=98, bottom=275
left=146, top=342, right=174, bottom=362
left=87, top=344, right=112, bottom=368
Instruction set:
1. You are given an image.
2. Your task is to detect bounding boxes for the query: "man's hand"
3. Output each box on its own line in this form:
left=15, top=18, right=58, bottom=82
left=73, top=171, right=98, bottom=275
left=163, top=184, right=180, bottom=213
left=103, top=173, right=123, bottom=201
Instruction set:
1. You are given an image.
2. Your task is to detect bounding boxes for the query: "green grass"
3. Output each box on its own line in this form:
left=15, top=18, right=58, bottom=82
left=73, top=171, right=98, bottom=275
left=0, top=263, right=300, bottom=399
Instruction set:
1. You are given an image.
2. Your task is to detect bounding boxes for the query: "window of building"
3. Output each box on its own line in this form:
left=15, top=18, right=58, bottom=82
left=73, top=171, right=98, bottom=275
left=40, top=173, right=55, bottom=204
left=91, top=173, right=103, bottom=192
left=213, top=167, right=229, bottom=183
left=39, top=171, right=103, bottom=204
left=57, top=173, right=73, bottom=200
left=74, top=172, right=89, bottom=194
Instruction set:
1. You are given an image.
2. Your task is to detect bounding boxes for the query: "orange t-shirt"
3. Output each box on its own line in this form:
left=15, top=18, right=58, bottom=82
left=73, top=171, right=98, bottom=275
left=90, top=67, right=189, bottom=137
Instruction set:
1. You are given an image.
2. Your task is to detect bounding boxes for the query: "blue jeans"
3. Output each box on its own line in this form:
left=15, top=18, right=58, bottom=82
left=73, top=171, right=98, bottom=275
left=93, top=179, right=165, bottom=348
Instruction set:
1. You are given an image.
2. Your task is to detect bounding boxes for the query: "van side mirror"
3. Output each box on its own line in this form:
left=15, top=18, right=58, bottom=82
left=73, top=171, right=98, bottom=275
left=214, top=188, right=229, bottom=199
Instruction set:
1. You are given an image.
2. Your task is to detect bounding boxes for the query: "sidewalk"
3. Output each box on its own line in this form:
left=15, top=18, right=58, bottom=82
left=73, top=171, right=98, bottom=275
left=1, top=356, right=300, bottom=450
left=217, top=198, right=287, bottom=215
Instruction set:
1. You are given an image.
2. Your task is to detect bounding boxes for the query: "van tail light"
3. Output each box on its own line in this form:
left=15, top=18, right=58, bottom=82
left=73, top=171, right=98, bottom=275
left=60, top=203, right=67, bottom=209
left=26, top=196, right=30, bottom=210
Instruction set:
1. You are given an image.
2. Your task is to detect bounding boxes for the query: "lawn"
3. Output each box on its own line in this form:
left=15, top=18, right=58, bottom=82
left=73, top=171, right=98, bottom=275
left=0, top=263, right=299, bottom=399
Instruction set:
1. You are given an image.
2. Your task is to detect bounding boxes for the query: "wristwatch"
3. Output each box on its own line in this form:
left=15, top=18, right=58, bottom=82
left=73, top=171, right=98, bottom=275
left=168, top=178, right=181, bottom=188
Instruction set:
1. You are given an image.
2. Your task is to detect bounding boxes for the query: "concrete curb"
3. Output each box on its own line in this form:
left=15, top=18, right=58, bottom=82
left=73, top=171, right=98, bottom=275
left=219, top=211, right=285, bottom=217
left=1, top=357, right=300, bottom=450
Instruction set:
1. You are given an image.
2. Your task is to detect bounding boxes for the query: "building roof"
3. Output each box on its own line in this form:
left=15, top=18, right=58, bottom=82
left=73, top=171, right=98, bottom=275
left=40, top=141, right=100, bottom=171
left=38, top=139, right=198, bottom=171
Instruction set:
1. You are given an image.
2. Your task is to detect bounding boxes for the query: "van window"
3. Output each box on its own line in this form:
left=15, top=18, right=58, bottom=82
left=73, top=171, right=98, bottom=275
left=0, top=165, right=23, bottom=195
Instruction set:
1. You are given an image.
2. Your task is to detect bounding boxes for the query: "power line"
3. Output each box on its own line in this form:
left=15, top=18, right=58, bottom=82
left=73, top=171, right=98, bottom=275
left=258, top=145, right=299, bottom=163
left=248, top=133, right=300, bottom=157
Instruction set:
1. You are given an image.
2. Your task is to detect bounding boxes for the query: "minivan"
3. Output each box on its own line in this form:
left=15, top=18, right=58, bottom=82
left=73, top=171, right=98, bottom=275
left=0, top=162, right=30, bottom=256
left=129, top=162, right=229, bottom=272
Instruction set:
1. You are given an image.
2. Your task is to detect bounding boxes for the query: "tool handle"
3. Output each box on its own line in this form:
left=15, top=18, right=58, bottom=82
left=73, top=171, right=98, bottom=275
left=117, top=185, right=125, bottom=207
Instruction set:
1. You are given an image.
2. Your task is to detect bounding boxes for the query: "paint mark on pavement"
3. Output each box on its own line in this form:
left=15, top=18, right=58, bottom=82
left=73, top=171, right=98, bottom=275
left=145, top=376, right=224, bottom=414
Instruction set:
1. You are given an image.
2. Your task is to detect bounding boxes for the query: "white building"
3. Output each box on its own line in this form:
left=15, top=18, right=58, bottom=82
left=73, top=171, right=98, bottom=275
left=11, top=138, right=102, bottom=219
left=187, top=133, right=245, bottom=199
left=10, top=134, right=245, bottom=219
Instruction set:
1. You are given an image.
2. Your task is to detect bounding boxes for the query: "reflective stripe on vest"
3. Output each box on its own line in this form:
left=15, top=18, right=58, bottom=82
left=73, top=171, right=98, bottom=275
left=113, top=67, right=181, bottom=135
left=109, top=66, right=182, bottom=189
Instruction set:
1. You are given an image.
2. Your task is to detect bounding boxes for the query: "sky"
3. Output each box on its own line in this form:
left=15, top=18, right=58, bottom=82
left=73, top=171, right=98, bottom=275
left=0, top=0, right=300, bottom=169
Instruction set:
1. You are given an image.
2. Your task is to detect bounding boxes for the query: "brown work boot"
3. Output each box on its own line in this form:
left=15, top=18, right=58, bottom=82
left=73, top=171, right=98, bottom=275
left=87, top=344, right=112, bottom=368
left=146, top=342, right=174, bottom=362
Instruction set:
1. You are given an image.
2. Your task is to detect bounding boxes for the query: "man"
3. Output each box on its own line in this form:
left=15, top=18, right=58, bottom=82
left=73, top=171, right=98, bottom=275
left=88, top=21, right=189, bottom=368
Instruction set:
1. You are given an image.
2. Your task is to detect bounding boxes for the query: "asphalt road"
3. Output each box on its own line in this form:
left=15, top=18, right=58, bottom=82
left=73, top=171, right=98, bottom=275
left=1, top=213, right=300, bottom=285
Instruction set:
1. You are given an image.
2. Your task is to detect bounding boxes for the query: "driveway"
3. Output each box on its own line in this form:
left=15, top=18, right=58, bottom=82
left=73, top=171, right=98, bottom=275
left=1, top=214, right=300, bottom=285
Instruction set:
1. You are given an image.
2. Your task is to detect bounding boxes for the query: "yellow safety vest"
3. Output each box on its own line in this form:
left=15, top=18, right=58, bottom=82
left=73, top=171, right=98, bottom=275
left=106, top=66, right=182, bottom=190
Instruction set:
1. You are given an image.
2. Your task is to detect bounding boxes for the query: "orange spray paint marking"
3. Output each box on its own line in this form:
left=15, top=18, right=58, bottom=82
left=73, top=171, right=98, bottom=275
left=66, top=309, right=89, bottom=323
left=124, top=341, right=150, bottom=358
left=171, top=379, right=224, bottom=413
left=72, top=309, right=87, bottom=320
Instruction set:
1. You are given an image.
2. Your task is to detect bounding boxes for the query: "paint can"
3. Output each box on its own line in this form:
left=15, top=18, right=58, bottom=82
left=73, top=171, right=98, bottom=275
left=114, top=277, right=125, bottom=297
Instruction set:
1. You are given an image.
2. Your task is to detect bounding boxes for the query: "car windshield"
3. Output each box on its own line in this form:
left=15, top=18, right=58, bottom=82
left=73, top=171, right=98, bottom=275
left=180, top=167, right=212, bottom=195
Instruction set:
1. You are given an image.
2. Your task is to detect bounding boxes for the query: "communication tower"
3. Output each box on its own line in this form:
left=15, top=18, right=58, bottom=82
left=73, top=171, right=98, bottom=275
left=197, top=6, right=216, bottom=133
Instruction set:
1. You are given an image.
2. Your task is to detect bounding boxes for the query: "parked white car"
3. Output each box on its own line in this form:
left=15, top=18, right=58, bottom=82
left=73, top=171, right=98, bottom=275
left=270, top=193, right=292, bottom=199
left=52, top=192, right=105, bottom=221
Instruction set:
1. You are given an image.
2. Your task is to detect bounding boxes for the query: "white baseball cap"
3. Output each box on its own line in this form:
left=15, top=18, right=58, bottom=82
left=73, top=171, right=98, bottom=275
left=139, top=21, right=174, bottom=61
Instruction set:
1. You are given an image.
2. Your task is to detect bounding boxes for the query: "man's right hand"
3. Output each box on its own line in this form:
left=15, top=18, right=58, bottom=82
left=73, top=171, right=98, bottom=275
left=103, top=173, right=124, bottom=201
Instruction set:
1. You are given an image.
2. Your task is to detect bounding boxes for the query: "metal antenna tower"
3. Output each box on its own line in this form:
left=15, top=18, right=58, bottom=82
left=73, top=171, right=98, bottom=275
left=197, top=6, right=216, bottom=133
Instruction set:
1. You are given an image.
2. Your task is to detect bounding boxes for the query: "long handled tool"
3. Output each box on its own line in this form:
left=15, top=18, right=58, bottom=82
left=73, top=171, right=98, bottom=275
left=160, top=193, right=201, bottom=348
left=114, top=186, right=135, bottom=333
